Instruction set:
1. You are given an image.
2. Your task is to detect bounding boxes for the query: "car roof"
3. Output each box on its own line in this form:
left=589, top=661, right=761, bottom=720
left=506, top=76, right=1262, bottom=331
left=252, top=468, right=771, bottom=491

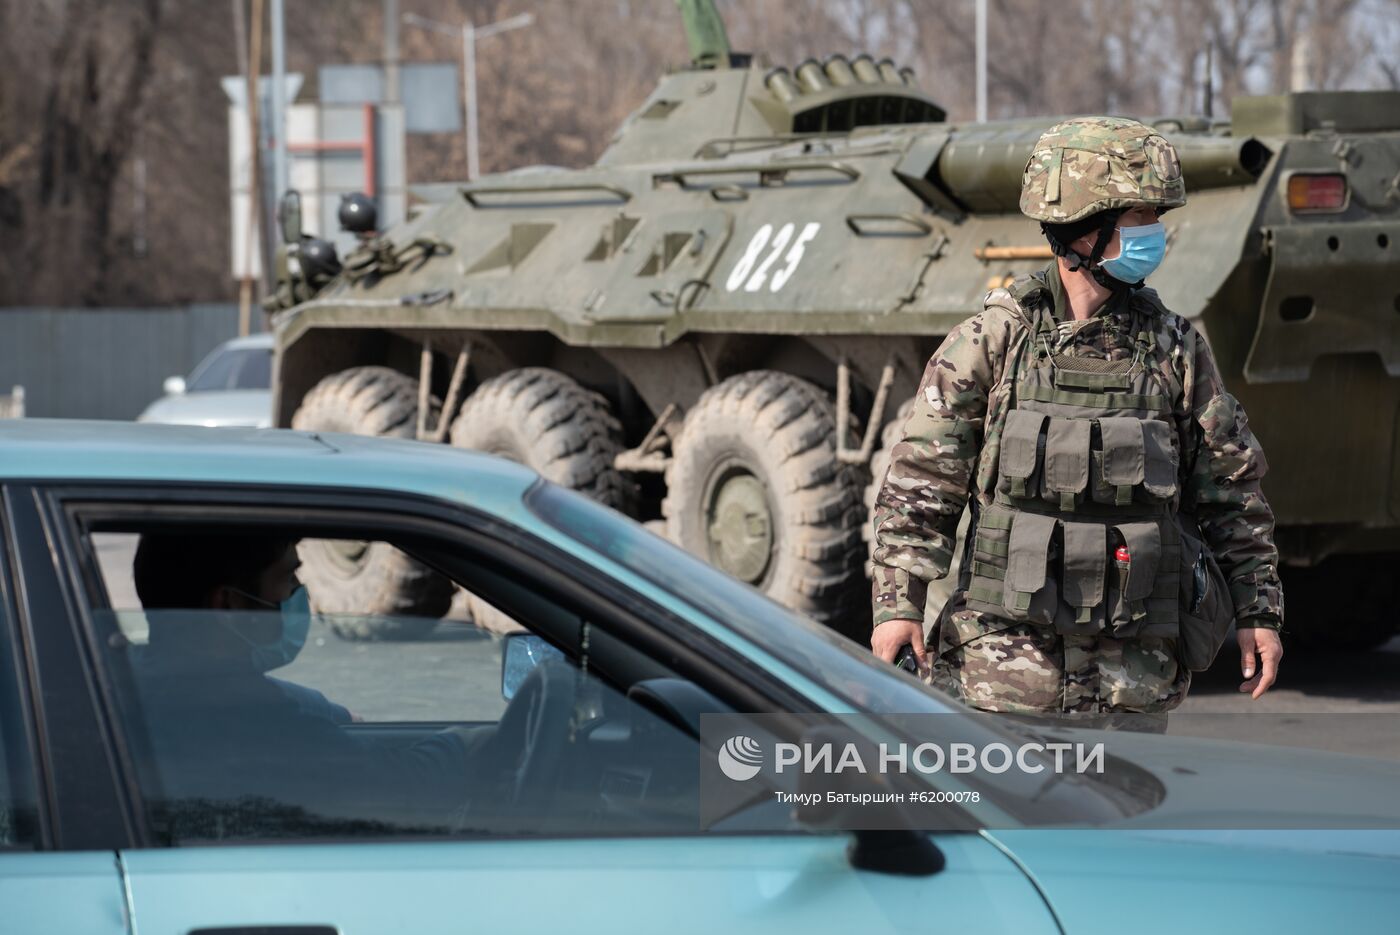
left=0, top=420, right=539, bottom=514
left=219, top=332, right=276, bottom=350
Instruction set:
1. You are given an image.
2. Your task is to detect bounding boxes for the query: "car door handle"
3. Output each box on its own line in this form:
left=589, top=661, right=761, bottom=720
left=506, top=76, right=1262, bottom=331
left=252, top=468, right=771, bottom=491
left=189, top=928, right=339, bottom=935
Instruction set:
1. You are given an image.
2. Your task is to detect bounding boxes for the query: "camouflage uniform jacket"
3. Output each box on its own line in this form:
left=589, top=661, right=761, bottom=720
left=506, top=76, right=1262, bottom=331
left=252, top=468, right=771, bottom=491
left=871, top=263, right=1284, bottom=632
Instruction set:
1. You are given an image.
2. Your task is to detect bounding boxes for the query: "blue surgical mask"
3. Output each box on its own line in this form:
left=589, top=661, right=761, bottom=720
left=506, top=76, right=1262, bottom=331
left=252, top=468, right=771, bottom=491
left=225, top=585, right=311, bottom=672
left=1100, top=221, right=1167, bottom=284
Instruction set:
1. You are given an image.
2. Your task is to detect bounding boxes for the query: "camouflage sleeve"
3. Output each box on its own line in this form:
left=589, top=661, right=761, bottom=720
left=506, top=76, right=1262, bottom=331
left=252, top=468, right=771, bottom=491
left=871, top=311, right=1012, bottom=628
left=1181, top=331, right=1284, bottom=629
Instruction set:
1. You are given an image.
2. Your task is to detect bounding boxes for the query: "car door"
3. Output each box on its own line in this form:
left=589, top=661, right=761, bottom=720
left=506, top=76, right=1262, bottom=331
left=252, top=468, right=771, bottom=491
left=41, top=482, right=1059, bottom=935
left=0, top=488, right=134, bottom=934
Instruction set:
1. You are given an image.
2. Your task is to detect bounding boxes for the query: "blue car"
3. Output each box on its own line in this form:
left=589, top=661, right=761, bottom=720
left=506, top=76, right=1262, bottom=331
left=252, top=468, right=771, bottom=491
left=0, top=419, right=1396, bottom=935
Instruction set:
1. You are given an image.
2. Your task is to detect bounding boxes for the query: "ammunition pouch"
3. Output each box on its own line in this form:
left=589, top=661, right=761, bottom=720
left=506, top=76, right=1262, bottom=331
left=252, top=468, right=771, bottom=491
left=966, top=506, right=1182, bottom=639
left=999, top=412, right=1178, bottom=510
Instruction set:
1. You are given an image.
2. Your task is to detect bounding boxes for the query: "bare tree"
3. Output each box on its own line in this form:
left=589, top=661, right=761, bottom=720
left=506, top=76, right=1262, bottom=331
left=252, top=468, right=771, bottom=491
left=0, top=0, right=1394, bottom=308
left=0, top=0, right=164, bottom=304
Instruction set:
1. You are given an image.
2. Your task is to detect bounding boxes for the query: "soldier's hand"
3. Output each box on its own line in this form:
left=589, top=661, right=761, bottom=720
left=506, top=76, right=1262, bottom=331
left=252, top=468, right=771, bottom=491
left=871, top=619, right=928, bottom=675
left=1237, top=627, right=1283, bottom=699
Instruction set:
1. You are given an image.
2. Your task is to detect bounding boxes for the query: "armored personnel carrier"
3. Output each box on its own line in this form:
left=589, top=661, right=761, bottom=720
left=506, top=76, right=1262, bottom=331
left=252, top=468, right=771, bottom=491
left=271, top=0, right=1400, bottom=647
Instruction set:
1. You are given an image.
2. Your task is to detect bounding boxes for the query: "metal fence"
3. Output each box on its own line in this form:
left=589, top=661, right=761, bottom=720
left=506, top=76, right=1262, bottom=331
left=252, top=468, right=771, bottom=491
left=0, top=304, right=254, bottom=421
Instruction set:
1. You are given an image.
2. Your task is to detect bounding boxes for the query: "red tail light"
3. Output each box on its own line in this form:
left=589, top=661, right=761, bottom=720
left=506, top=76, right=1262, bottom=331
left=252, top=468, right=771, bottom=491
left=1286, top=173, right=1347, bottom=213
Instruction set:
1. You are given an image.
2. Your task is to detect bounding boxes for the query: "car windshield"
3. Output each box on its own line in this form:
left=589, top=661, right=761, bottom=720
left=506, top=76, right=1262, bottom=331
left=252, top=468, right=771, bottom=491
left=525, top=480, right=943, bottom=715
left=525, top=481, right=1154, bottom=826
left=187, top=346, right=272, bottom=393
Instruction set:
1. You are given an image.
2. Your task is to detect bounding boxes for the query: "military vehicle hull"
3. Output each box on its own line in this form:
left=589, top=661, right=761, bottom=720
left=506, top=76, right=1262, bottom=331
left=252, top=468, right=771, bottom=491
left=272, top=12, right=1400, bottom=648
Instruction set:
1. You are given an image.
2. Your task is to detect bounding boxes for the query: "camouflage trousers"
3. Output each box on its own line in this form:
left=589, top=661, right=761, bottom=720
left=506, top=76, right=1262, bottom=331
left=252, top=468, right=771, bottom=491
left=923, top=598, right=1190, bottom=716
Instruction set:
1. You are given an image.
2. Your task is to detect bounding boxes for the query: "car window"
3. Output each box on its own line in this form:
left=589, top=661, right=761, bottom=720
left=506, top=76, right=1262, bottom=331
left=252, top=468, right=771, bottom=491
left=231, top=347, right=272, bottom=390
left=186, top=347, right=270, bottom=393
left=79, top=525, right=759, bottom=844
left=0, top=580, right=38, bottom=849
left=93, top=532, right=494, bottom=724
left=185, top=347, right=240, bottom=393
left=526, top=482, right=957, bottom=714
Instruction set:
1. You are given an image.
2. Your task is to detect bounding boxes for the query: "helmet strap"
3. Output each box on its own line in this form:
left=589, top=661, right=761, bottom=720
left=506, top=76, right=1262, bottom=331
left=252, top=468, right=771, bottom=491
left=1083, top=212, right=1126, bottom=289
left=1043, top=211, right=1128, bottom=291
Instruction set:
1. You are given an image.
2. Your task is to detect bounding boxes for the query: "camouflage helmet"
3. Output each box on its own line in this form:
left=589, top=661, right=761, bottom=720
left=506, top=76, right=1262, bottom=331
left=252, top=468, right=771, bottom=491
left=1020, top=116, right=1186, bottom=223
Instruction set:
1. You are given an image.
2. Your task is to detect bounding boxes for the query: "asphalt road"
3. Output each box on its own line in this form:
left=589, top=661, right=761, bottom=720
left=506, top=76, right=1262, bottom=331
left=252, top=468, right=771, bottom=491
left=1161, top=630, right=1400, bottom=760
left=1184, top=634, right=1400, bottom=712
left=94, top=534, right=1400, bottom=756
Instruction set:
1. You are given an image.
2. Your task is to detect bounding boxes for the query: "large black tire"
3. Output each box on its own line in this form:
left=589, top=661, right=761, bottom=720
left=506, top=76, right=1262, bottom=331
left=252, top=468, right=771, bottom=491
left=450, top=368, right=631, bottom=506
left=863, top=396, right=966, bottom=630
left=664, top=371, right=866, bottom=638
left=450, top=368, right=631, bottom=632
left=291, top=366, right=455, bottom=640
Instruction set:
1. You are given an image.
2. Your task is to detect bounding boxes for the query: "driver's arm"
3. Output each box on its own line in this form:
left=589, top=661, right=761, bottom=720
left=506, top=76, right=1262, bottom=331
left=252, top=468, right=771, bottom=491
left=268, top=676, right=357, bottom=724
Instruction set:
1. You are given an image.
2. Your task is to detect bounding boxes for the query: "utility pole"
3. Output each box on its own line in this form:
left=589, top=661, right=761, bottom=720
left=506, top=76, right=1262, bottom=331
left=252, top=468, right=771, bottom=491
left=463, top=22, right=478, bottom=179
left=1203, top=41, right=1214, bottom=118
left=975, top=0, right=987, bottom=122
left=404, top=10, right=536, bottom=180
left=241, top=0, right=266, bottom=336
left=270, top=0, right=288, bottom=202
left=1290, top=30, right=1311, bottom=91
left=384, top=0, right=401, bottom=104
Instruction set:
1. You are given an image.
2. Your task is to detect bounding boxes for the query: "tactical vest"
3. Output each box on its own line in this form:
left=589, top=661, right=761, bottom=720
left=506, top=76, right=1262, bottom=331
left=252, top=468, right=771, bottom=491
left=963, top=282, right=1194, bottom=642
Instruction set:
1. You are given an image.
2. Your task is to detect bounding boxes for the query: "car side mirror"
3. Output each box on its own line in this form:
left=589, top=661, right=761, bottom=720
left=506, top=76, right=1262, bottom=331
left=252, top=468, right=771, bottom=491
left=163, top=375, right=187, bottom=396
left=278, top=189, right=303, bottom=245
left=501, top=632, right=564, bottom=700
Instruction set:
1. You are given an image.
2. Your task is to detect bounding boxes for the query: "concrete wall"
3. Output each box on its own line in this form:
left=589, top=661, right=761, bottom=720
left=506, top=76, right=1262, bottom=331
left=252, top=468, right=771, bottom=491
left=0, top=304, right=256, bottom=420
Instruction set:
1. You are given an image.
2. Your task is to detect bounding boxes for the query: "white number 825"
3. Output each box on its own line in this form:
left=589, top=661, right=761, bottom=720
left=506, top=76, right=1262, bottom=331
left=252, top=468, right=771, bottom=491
left=724, top=222, right=821, bottom=293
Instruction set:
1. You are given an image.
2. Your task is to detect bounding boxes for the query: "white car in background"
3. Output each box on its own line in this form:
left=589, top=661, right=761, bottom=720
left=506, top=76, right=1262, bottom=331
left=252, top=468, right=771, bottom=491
left=137, top=332, right=274, bottom=428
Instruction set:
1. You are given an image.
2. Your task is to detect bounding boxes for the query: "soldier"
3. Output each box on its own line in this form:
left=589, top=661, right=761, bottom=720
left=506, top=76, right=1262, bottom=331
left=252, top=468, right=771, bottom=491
left=869, top=117, right=1284, bottom=721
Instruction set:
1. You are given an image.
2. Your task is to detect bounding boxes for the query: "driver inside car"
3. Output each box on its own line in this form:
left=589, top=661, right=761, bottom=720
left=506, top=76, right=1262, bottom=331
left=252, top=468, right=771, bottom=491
left=133, top=533, right=354, bottom=723
left=126, top=532, right=493, bottom=832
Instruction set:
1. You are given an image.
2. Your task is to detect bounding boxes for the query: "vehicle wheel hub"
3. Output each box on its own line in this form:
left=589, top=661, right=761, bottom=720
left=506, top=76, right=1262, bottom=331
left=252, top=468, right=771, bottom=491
left=323, top=538, right=370, bottom=576
left=704, top=467, right=773, bottom=584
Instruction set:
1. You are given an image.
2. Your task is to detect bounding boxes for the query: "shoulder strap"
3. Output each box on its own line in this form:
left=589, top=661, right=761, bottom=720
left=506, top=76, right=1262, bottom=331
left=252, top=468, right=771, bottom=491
left=986, top=271, right=1053, bottom=333
left=1133, top=286, right=1169, bottom=317
left=982, top=278, right=1044, bottom=406
left=983, top=286, right=1030, bottom=327
left=1128, top=287, right=1189, bottom=415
